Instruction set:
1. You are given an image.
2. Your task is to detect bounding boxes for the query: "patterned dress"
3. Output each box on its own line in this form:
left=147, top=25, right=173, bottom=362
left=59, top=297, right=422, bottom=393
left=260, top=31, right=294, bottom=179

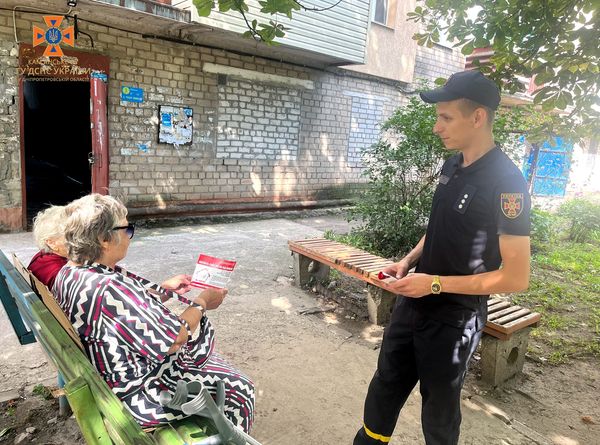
left=53, top=263, right=255, bottom=431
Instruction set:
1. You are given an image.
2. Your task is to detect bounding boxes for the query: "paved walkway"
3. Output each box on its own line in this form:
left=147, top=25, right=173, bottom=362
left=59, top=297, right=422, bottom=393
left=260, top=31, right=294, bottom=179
left=0, top=213, right=549, bottom=444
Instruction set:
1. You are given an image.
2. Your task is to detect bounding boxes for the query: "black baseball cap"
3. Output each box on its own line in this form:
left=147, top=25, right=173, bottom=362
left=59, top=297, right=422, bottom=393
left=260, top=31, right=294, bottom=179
left=420, top=70, right=501, bottom=110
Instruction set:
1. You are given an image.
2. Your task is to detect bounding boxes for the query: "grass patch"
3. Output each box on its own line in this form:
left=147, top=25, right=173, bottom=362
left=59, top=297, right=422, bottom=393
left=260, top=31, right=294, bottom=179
left=542, top=314, right=573, bottom=331
left=32, top=384, right=53, bottom=400
left=512, top=240, right=600, bottom=364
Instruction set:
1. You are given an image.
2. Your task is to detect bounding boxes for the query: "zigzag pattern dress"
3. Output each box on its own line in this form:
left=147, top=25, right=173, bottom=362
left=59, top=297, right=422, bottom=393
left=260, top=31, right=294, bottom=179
left=53, top=263, right=255, bottom=431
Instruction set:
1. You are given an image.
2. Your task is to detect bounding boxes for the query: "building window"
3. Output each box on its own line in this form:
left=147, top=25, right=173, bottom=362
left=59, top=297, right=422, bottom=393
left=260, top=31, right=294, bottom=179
left=373, top=0, right=388, bottom=25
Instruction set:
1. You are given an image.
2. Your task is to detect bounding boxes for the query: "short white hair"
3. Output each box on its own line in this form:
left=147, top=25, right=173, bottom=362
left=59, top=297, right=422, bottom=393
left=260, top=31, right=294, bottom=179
left=64, top=194, right=128, bottom=264
left=32, top=206, right=67, bottom=252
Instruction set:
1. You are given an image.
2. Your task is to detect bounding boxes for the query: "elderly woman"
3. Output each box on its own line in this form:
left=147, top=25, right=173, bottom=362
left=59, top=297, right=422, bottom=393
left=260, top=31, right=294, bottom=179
left=53, top=194, right=254, bottom=431
left=28, top=205, right=68, bottom=288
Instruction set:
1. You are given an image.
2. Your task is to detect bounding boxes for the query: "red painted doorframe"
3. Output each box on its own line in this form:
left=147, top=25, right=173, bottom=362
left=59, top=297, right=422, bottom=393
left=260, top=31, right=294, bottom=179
left=18, top=44, right=110, bottom=227
left=90, top=74, right=109, bottom=195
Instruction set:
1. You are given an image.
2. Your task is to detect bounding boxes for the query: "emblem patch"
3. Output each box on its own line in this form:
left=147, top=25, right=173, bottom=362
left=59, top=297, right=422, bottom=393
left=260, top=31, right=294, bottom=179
left=501, top=193, right=524, bottom=219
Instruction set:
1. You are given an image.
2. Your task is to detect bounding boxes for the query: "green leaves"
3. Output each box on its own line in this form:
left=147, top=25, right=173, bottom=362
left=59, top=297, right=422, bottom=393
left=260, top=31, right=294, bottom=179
left=411, top=0, right=600, bottom=142
left=461, top=41, right=474, bottom=55
left=193, top=0, right=214, bottom=16
left=195, top=0, right=304, bottom=43
left=259, top=0, right=300, bottom=18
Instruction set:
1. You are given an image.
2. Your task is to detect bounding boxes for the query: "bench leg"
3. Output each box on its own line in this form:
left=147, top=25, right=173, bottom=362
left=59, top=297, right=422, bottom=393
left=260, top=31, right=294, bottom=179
left=292, top=253, right=329, bottom=287
left=367, top=285, right=396, bottom=326
left=480, top=327, right=532, bottom=386
left=58, top=373, right=72, bottom=417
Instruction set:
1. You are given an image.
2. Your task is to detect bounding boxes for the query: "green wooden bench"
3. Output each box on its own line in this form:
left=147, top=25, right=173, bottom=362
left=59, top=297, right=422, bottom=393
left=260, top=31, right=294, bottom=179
left=0, top=248, right=220, bottom=445
left=288, top=238, right=541, bottom=386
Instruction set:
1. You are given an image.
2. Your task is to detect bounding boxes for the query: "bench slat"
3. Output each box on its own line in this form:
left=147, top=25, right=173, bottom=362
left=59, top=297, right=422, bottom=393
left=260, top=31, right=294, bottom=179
left=487, top=305, right=524, bottom=321
left=348, top=258, right=388, bottom=266
left=293, top=238, right=328, bottom=244
left=290, top=239, right=541, bottom=340
left=487, top=297, right=504, bottom=306
left=335, top=253, right=373, bottom=259
left=503, top=312, right=541, bottom=331
left=493, top=308, right=532, bottom=325
left=360, top=262, right=394, bottom=270
left=336, top=256, right=375, bottom=265
left=487, top=301, right=513, bottom=314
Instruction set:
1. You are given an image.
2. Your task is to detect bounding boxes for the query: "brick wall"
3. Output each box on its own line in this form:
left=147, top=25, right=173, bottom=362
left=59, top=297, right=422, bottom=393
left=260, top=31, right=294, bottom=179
left=414, top=44, right=465, bottom=84
left=216, top=80, right=301, bottom=161
left=0, top=18, right=22, bottom=229
left=0, top=8, right=460, bottom=229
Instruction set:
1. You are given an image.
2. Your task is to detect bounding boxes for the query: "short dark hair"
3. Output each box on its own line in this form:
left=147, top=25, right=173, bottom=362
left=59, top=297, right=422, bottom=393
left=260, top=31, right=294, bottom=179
left=457, top=98, right=495, bottom=126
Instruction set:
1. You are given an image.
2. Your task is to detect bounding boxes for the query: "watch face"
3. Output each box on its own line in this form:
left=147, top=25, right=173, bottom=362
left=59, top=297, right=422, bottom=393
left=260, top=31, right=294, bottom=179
left=432, top=283, right=441, bottom=293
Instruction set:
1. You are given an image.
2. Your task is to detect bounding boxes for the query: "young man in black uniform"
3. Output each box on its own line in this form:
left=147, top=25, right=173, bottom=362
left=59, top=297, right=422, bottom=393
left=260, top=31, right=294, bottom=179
left=353, top=70, right=531, bottom=445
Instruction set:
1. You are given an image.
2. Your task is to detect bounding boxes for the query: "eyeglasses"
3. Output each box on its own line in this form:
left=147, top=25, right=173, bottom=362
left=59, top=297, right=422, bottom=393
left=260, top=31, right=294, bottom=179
left=112, top=223, right=135, bottom=239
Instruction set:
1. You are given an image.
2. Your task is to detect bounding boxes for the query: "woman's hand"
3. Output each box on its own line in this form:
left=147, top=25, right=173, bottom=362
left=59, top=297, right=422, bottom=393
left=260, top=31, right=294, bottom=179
left=161, top=274, right=192, bottom=295
left=195, top=288, right=228, bottom=310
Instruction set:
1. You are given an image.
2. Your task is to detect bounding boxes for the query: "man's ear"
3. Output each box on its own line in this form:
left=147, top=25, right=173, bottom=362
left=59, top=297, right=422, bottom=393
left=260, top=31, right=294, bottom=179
left=473, top=108, right=487, bottom=129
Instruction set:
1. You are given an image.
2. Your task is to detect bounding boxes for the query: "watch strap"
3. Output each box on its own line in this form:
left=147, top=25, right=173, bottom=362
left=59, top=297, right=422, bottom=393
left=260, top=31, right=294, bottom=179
left=190, top=302, right=205, bottom=314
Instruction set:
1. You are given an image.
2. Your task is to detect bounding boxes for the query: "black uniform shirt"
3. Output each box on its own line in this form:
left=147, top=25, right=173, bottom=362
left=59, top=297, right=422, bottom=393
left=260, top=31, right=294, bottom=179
left=413, top=146, right=531, bottom=328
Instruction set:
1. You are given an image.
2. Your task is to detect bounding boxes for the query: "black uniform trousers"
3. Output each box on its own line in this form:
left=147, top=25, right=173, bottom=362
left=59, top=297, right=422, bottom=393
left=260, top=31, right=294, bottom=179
left=354, top=297, right=483, bottom=445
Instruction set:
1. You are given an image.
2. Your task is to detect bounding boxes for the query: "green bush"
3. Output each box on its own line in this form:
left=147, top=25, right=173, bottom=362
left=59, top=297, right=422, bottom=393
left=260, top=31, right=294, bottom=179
left=557, top=198, right=600, bottom=243
left=530, top=208, right=558, bottom=250
left=347, top=97, right=448, bottom=258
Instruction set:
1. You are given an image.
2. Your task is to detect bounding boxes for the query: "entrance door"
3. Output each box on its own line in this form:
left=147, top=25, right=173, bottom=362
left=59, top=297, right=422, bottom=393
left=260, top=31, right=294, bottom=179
left=23, top=80, right=92, bottom=221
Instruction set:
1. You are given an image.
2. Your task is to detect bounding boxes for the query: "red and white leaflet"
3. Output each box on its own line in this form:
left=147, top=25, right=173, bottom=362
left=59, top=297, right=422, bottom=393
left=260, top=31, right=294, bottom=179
left=191, top=254, right=236, bottom=289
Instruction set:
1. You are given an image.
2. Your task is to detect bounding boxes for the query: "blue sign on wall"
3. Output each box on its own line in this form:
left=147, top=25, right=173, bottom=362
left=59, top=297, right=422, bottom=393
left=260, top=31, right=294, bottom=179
left=161, top=113, right=172, bottom=127
left=121, top=86, right=144, bottom=103
left=522, top=136, right=573, bottom=197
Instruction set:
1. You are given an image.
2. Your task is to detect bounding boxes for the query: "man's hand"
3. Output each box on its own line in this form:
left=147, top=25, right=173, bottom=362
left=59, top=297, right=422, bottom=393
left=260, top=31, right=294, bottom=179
left=195, top=288, right=228, bottom=310
left=388, top=273, right=433, bottom=298
left=381, top=259, right=412, bottom=280
left=161, top=274, right=192, bottom=295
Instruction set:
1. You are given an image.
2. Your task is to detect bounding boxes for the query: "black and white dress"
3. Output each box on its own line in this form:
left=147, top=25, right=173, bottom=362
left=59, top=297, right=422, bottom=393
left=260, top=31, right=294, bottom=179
left=53, top=263, right=255, bottom=431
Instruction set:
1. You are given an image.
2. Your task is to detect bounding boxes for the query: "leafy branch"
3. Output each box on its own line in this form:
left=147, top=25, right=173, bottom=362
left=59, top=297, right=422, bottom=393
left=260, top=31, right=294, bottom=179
left=193, top=0, right=343, bottom=44
left=407, top=0, right=600, bottom=143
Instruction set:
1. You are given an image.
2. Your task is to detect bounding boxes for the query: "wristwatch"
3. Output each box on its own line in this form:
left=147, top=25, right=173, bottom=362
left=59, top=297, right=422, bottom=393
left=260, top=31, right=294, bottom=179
left=431, top=275, right=442, bottom=294
left=190, top=301, right=205, bottom=315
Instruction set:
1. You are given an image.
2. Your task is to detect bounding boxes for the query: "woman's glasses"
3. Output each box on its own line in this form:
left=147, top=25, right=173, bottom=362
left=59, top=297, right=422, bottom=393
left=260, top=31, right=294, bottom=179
left=112, top=223, right=135, bottom=239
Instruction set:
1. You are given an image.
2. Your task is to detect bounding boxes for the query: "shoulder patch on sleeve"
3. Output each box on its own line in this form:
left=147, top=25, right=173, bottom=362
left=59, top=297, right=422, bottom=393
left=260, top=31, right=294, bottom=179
left=500, top=193, right=524, bottom=219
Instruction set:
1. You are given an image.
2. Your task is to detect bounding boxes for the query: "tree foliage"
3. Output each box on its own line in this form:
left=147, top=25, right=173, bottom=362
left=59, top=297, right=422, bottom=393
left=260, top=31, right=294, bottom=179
left=192, top=0, right=340, bottom=44
left=408, top=0, right=600, bottom=143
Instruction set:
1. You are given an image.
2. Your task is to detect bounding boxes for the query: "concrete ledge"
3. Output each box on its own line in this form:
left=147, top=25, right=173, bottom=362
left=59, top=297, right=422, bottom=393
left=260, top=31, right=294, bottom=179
left=203, top=63, right=315, bottom=89
left=127, top=198, right=351, bottom=218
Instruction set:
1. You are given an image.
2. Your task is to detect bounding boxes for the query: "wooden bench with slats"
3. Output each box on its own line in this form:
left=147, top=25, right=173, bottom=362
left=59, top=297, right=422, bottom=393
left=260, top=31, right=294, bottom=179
left=289, top=238, right=541, bottom=385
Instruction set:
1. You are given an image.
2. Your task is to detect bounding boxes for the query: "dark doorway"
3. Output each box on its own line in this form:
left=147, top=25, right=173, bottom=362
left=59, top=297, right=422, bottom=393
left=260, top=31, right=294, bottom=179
left=23, top=80, right=91, bottom=222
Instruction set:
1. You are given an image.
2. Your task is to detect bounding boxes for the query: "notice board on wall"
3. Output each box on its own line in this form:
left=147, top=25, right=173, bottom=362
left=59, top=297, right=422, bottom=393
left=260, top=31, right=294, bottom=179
left=158, top=106, right=193, bottom=145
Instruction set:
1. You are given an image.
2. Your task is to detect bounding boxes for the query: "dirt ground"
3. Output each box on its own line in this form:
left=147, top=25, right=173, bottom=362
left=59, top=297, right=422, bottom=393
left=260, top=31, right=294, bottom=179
left=312, top=273, right=600, bottom=445
left=1, top=213, right=598, bottom=445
